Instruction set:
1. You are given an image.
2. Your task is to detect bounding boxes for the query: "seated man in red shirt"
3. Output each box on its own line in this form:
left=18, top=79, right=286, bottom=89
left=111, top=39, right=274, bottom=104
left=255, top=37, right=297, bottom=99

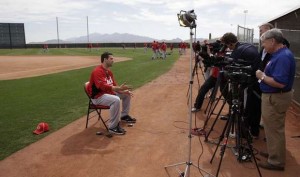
left=88, top=52, right=136, bottom=135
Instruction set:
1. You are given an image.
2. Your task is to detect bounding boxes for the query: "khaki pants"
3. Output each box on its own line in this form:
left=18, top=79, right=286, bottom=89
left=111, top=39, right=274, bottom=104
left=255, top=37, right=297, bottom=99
left=261, top=91, right=292, bottom=166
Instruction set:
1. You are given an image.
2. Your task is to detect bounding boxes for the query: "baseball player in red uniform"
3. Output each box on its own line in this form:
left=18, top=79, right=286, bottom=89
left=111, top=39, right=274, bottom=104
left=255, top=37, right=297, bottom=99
left=43, top=44, right=48, bottom=52
left=144, top=43, right=148, bottom=53
left=160, top=42, right=167, bottom=59
left=151, top=41, right=158, bottom=59
left=88, top=52, right=136, bottom=135
left=179, top=42, right=183, bottom=55
left=170, top=43, right=174, bottom=53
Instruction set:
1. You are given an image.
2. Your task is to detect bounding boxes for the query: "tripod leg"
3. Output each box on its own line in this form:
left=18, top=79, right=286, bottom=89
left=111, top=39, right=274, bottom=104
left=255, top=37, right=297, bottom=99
left=195, top=69, right=200, bottom=90
left=236, top=114, right=243, bottom=162
left=210, top=112, right=233, bottom=163
left=193, top=59, right=201, bottom=90
left=186, top=84, right=191, bottom=105
left=214, top=113, right=236, bottom=177
left=206, top=79, right=228, bottom=116
left=238, top=116, right=262, bottom=177
left=204, top=74, right=221, bottom=114
left=204, top=89, right=217, bottom=114
left=204, top=97, right=227, bottom=141
left=245, top=134, right=263, bottom=177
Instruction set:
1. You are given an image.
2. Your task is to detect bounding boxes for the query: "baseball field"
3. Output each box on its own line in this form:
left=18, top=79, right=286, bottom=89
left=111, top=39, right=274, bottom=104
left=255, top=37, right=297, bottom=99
left=0, top=48, right=299, bottom=177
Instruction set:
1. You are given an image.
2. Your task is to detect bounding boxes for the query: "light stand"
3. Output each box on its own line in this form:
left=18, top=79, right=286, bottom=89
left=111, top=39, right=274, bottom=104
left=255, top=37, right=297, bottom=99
left=164, top=10, right=215, bottom=177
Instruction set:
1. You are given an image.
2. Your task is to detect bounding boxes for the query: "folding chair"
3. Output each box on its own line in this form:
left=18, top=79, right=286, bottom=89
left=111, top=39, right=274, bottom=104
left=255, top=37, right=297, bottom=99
left=84, top=82, right=110, bottom=130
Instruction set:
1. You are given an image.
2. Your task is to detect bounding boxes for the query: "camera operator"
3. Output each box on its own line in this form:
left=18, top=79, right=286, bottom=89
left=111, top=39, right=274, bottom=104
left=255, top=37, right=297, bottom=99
left=200, top=39, right=223, bottom=79
left=194, top=41, right=201, bottom=53
left=201, top=40, right=212, bottom=80
left=192, top=41, right=226, bottom=112
left=192, top=66, right=220, bottom=112
left=210, top=39, right=222, bottom=54
left=220, top=32, right=261, bottom=139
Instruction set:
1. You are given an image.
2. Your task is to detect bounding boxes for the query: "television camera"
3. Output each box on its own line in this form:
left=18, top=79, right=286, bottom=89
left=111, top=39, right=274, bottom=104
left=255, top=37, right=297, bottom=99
left=224, top=63, right=252, bottom=85
left=196, top=41, right=228, bottom=71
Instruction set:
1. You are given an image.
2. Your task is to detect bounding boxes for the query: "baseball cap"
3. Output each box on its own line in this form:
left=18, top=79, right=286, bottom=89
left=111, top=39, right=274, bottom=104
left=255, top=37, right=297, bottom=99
left=33, top=122, right=49, bottom=135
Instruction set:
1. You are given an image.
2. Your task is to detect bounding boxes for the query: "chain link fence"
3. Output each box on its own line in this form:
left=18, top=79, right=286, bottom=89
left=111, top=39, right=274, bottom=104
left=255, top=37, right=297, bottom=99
left=237, top=25, right=254, bottom=44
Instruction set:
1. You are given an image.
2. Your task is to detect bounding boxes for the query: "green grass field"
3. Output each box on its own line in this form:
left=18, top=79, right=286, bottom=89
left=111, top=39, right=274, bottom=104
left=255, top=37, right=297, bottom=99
left=0, top=48, right=180, bottom=160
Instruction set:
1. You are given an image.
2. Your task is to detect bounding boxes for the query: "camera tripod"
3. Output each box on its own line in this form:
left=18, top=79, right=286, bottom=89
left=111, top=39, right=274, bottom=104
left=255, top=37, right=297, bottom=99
left=207, top=78, right=262, bottom=177
left=204, top=78, right=229, bottom=141
left=190, top=70, right=227, bottom=136
left=186, top=52, right=205, bottom=104
left=203, top=71, right=226, bottom=129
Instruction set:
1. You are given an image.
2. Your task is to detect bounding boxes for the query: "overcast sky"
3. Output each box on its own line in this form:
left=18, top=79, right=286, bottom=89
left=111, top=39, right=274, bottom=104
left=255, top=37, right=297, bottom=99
left=0, top=0, right=299, bottom=43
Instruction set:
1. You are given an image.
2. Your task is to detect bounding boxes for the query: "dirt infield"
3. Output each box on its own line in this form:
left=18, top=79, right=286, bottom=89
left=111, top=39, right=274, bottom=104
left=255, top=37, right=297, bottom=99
left=0, top=52, right=299, bottom=177
left=0, top=56, right=130, bottom=80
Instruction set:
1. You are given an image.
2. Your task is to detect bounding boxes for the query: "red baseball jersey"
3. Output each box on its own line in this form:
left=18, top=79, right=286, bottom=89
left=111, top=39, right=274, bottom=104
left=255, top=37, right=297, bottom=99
left=88, top=65, right=117, bottom=98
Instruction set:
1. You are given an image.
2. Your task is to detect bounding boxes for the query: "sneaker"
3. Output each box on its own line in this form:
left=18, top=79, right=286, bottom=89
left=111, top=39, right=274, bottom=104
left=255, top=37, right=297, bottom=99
left=119, top=124, right=127, bottom=132
left=121, top=115, right=137, bottom=123
left=191, top=107, right=200, bottom=112
left=109, top=125, right=125, bottom=135
left=229, top=132, right=236, bottom=139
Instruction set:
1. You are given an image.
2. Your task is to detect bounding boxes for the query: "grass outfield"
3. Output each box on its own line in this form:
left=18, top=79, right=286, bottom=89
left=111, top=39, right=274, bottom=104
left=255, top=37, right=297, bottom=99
left=0, top=48, right=180, bottom=160
left=0, top=47, right=149, bottom=57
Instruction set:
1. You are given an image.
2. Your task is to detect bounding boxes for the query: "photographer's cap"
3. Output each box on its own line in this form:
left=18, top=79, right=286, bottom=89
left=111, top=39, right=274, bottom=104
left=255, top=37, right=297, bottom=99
left=33, top=122, right=49, bottom=135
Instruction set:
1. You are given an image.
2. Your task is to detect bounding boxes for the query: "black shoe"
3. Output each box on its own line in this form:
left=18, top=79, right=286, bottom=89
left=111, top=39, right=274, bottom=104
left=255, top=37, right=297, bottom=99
left=121, top=115, right=137, bottom=123
left=220, top=115, right=229, bottom=120
left=191, top=107, right=200, bottom=112
left=109, top=125, right=125, bottom=135
left=118, top=123, right=127, bottom=132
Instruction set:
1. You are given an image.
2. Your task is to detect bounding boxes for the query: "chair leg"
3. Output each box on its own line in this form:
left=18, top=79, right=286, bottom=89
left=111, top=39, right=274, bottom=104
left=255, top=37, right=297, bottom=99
left=96, top=109, right=109, bottom=131
left=86, top=108, right=91, bottom=128
left=86, top=106, right=109, bottom=131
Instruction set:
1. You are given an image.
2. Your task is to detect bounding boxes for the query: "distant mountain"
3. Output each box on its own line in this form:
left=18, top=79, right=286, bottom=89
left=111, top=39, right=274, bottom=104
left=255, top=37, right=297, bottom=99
left=158, top=38, right=183, bottom=43
left=66, top=32, right=157, bottom=43
left=29, top=39, right=67, bottom=44
left=28, top=33, right=185, bottom=44
left=28, top=33, right=259, bottom=45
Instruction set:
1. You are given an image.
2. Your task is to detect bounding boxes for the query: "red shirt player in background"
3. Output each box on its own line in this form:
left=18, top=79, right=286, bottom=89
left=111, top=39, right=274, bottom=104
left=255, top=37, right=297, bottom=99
left=151, top=41, right=158, bottom=59
left=170, top=43, right=174, bottom=53
left=160, top=42, right=167, bottom=59
left=43, top=44, right=48, bottom=53
left=88, top=43, right=93, bottom=52
left=144, top=43, right=148, bottom=53
left=179, top=42, right=183, bottom=55
left=182, top=42, right=187, bottom=54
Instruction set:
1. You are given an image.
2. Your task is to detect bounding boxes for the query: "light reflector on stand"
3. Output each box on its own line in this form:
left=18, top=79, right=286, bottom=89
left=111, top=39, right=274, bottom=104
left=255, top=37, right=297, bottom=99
left=177, top=10, right=197, bottom=28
